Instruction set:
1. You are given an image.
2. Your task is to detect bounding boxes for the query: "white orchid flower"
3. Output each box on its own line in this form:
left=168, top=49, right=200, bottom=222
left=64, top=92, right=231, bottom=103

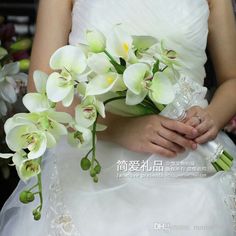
left=86, top=29, right=106, bottom=53
left=75, top=96, right=105, bottom=128
left=124, top=63, right=175, bottom=105
left=145, top=41, right=179, bottom=68
left=0, top=62, right=27, bottom=117
left=87, top=52, right=113, bottom=74
left=123, top=63, right=151, bottom=105
left=4, top=110, right=70, bottom=151
left=86, top=72, right=119, bottom=96
left=75, top=104, right=97, bottom=128
left=0, top=150, right=41, bottom=182
left=0, top=62, right=27, bottom=104
left=12, top=151, right=41, bottom=182
left=6, top=124, right=47, bottom=159
left=106, top=25, right=135, bottom=62
left=46, top=45, right=87, bottom=106
left=68, top=125, right=92, bottom=149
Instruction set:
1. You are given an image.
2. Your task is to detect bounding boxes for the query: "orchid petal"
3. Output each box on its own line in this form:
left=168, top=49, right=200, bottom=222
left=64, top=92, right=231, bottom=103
left=133, top=36, right=158, bottom=52
left=2, top=62, right=19, bottom=76
left=33, top=70, right=48, bottom=93
left=106, top=25, right=133, bottom=60
left=18, top=158, right=41, bottom=182
left=123, top=63, right=149, bottom=94
left=23, top=93, right=50, bottom=112
left=62, top=87, right=74, bottom=107
left=45, top=131, right=57, bottom=148
left=0, top=153, right=14, bottom=159
left=46, top=72, right=73, bottom=102
left=6, top=125, right=34, bottom=151
left=27, top=133, right=47, bottom=159
left=47, top=111, right=72, bottom=124
left=126, top=89, right=147, bottom=105
left=87, top=53, right=112, bottom=74
left=69, top=125, right=92, bottom=148
left=48, top=122, right=67, bottom=140
left=96, top=123, right=107, bottom=131
left=50, top=45, right=87, bottom=74
left=0, top=80, right=17, bottom=103
left=149, top=72, right=175, bottom=104
left=94, top=100, right=105, bottom=118
left=75, top=104, right=97, bottom=128
left=86, top=72, right=118, bottom=96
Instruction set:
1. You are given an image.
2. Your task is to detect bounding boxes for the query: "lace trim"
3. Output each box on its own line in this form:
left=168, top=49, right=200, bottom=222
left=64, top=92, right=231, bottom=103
left=221, top=172, right=236, bottom=232
left=46, top=155, right=80, bottom=236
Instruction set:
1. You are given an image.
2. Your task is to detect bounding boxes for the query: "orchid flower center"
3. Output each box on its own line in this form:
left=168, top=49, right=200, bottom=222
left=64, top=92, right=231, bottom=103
left=83, top=106, right=97, bottom=120
left=123, top=43, right=129, bottom=54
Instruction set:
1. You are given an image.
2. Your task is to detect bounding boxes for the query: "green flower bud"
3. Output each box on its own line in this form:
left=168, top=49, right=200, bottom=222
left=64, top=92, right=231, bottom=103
left=19, top=191, right=29, bottom=204
left=93, top=175, right=98, bottom=183
left=86, top=30, right=106, bottom=53
left=26, top=192, right=35, bottom=202
left=90, top=169, right=96, bottom=177
left=81, top=157, right=91, bottom=171
left=94, top=164, right=101, bottom=174
left=33, top=211, right=41, bottom=221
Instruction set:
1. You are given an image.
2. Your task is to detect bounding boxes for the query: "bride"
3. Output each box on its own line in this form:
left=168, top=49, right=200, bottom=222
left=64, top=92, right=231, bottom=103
left=0, top=0, right=236, bottom=235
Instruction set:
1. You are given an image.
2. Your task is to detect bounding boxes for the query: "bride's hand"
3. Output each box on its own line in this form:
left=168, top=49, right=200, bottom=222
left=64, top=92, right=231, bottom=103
left=184, top=106, right=220, bottom=144
left=107, top=114, right=198, bottom=157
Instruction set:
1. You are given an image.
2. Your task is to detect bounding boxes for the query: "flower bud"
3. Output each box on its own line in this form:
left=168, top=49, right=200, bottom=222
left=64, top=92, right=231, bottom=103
left=33, top=211, right=41, bottom=221
left=19, top=191, right=29, bottom=204
left=94, top=164, right=101, bottom=174
left=81, top=157, right=91, bottom=171
left=90, top=169, right=96, bottom=177
left=26, top=192, right=35, bottom=202
left=93, top=175, right=98, bottom=183
left=86, top=30, right=106, bottom=53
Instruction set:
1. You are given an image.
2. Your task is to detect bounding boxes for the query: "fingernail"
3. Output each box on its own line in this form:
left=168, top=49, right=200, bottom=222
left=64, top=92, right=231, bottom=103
left=192, top=129, right=198, bottom=135
left=191, top=143, right=197, bottom=149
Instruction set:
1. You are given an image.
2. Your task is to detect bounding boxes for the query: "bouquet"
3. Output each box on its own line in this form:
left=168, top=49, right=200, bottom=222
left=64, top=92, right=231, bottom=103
left=0, top=24, right=234, bottom=220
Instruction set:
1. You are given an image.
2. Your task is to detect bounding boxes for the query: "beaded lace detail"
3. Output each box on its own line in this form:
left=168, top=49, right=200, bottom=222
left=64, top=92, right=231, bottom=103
left=46, top=155, right=80, bottom=236
left=221, top=172, right=236, bottom=232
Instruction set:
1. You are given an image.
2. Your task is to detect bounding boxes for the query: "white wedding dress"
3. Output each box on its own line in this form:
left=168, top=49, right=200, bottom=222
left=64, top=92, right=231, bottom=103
left=1, top=0, right=236, bottom=235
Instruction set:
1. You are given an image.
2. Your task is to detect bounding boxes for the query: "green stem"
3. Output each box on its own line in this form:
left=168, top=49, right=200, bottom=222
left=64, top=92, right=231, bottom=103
left=143, top=98, right=161, bottom=113
left=37, top=173, right=43, bottom=211
left=104, top=95, right=126, bottom=106
left=91, top=117, right=98, bottom=169
left=27, top=183, right=39, bottom=192
left=85, top=148, right=93, bottom=158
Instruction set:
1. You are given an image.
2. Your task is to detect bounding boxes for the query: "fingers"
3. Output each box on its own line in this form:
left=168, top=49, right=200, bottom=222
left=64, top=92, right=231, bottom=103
left=148, top=142, right=177, bottom=157
left=151, top=134, right=185, bottom=153
left=195, top=127, right=218, bottom=144
left=161, top=118, right=198, bottom=137
left=158, top=126, right=197, bottom=150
